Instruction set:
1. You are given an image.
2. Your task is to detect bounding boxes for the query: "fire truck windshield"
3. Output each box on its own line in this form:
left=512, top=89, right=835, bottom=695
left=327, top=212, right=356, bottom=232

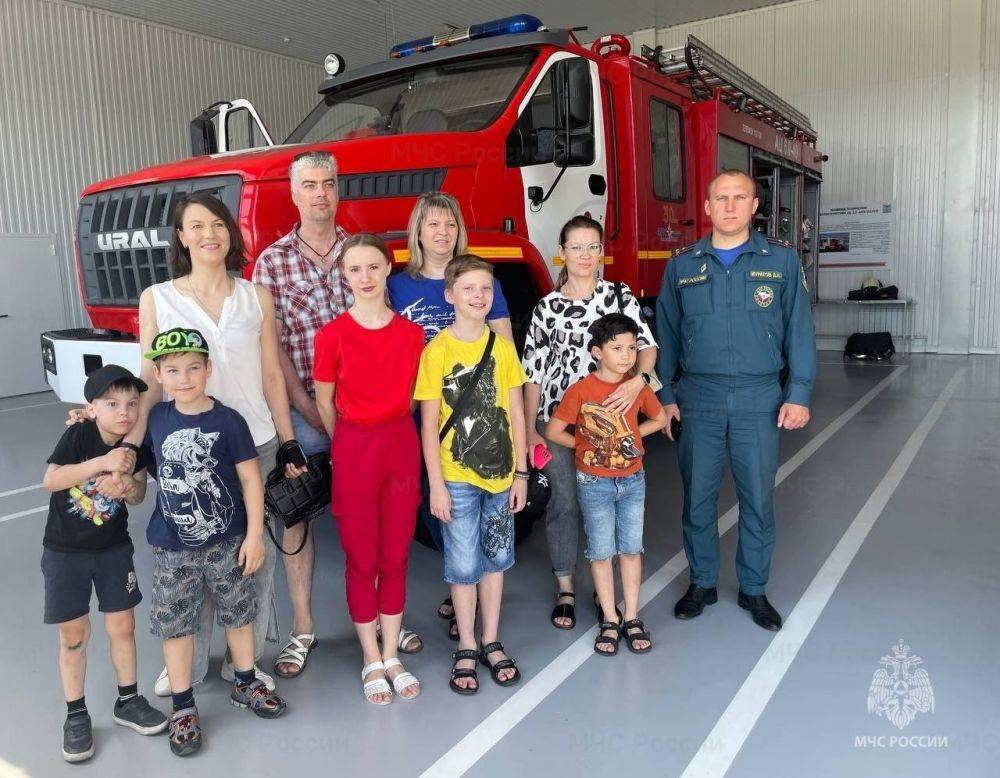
left=286, top=51, right=536, bottom=144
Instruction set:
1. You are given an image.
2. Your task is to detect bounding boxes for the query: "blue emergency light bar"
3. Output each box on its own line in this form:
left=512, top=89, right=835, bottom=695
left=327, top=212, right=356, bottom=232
left=389, top=14, right=543, bottom=59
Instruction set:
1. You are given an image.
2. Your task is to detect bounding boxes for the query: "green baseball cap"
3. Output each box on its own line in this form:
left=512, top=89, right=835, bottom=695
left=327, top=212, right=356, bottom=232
left=144, top=327, right=210, bottom=360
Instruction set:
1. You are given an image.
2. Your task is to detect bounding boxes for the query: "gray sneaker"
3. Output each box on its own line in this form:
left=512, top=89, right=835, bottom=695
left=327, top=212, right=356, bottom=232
left=230, top=678, right=287, bottom=719
left=63, top=713, right=95, bottom=763
left=113, top=694, right=169, bottom=735
left=168, top=706, right=202, bottom=757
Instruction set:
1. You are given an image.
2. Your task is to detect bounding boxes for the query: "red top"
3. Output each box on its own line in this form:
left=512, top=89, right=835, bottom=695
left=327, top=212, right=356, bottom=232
left=313, top=311, right=424, bottom=425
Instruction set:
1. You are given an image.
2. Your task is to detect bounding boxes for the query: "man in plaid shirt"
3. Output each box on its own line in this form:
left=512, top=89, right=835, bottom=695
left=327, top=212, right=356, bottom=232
left=252, top=151, right=351, bottom=678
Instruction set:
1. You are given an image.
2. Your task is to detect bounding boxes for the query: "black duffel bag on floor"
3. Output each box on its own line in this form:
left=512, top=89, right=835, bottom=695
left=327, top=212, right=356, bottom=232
left=844, top=332, right=896, bottom=361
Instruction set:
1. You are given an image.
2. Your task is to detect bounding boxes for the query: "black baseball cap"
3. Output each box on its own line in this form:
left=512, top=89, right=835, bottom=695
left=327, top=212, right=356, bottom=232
left=84, top=364, right=148, bottom=403
left=144, top=327, right=210, bottom=360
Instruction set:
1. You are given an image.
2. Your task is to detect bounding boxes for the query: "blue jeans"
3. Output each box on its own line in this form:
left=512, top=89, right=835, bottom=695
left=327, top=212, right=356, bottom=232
left=290, top=406, right=330, bottom=456
left=576, top=469, right=646, bottom=561
left=441, top=482, right=514, bottom=585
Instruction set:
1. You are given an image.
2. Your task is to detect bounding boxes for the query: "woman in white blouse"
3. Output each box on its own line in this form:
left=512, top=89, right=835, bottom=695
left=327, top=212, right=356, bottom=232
left=134, top=193, right=304, bottom=694
left=521, top=215, right=658, bottom=630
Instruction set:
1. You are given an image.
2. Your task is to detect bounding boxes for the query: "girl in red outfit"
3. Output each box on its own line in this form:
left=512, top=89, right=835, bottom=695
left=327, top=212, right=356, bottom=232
left=313, top=234, right=424, bottom=705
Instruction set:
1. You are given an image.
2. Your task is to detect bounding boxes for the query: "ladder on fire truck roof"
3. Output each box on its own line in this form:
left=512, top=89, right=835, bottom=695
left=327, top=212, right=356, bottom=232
left=641, top=35, right=817, bottom=144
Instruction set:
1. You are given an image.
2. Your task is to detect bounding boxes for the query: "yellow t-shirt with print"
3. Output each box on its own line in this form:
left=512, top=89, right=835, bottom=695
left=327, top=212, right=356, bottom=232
left=414, top=327, right=527, bottom=493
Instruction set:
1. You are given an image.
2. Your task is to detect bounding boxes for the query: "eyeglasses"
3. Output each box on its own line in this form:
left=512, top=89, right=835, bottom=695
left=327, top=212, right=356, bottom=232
left=563, top=243, right=603, bottom=255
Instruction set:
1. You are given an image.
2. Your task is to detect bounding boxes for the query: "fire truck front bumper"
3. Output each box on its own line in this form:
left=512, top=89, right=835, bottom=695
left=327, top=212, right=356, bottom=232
left=41, top=329, right=141, bottom=404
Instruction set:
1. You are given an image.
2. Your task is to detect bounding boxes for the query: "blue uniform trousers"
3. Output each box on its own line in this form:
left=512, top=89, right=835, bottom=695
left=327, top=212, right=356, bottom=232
left=676, top=395, right=779, bottom=596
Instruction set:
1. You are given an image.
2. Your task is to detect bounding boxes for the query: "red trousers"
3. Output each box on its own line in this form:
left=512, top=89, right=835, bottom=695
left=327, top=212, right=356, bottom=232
left=331, top=415, right=421, bottom=623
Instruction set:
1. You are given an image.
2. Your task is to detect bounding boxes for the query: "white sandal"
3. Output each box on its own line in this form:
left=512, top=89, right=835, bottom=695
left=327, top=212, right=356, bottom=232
left=375, top=623, right=424, bottom=654
left=273, top=633, right=317, bottom=679
left=383, top=657, right=420, bottom=700
left=362, top=661, right=393, bottom=706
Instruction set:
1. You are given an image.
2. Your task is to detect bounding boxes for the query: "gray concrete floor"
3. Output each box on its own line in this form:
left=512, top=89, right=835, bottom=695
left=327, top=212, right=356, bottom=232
left=0, top=354, right=997, bottom=777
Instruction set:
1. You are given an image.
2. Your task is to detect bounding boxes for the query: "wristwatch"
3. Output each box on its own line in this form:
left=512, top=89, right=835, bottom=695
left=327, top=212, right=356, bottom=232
left=640, top=372, right=653, bottom=385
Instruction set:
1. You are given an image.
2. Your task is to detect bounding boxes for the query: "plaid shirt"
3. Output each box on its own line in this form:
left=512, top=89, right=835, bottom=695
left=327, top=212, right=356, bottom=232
left=252, top=224, right=352, bottom=394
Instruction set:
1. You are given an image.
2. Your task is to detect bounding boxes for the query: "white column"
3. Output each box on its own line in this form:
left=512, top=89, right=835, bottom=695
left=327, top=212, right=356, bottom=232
left=937, top=0, right=983, bottom=353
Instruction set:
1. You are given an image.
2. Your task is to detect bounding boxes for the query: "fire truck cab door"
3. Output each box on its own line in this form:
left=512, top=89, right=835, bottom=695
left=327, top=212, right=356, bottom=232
left=634, top=81, right=696, bottom=298
left=509, top=54, right=608, bottom=284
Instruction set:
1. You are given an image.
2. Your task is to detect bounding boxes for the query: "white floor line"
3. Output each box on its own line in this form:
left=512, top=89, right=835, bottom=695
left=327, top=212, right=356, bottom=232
left=680, top=366, right=964, bottom=778
left=0, top=400, right=62, bottom=413
left=0, top=483, right=43, bottom=499
left=420, top=365, right=909, bottom=777
left=0, top=506, right=46, bottom=524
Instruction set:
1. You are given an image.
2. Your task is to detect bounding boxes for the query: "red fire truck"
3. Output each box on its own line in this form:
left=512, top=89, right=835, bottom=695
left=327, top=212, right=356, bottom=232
left=42, top=15, right=824, bottom=402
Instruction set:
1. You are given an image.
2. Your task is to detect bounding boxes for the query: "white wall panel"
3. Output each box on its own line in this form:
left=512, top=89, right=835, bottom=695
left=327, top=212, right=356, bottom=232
left=633, top=0, right=975, bottom=351
left=0, top=0, right=319, bottom=332
left=971, top=0, right=1000, bottom=351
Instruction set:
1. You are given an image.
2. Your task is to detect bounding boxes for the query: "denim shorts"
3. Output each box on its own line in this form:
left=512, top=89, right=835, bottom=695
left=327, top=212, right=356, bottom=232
left=576, top=469, right=646, bottom=561
left=149, top=536, right=257, bottom=639
left=441, top=482, right=514, bottom=585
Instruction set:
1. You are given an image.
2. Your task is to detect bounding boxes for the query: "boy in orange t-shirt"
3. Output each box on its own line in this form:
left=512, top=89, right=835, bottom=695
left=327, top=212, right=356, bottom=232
left=546, top=313, right=668, bottom=656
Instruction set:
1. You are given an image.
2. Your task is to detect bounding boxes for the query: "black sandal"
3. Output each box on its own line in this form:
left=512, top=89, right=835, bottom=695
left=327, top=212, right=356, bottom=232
left=594, top=621, right=621, bottom=656
left=437, top=596, right=454, bottom=620
left=448, top=617, right=459, bottom=641
left=478, top=641, right=521, bottom=687
left=621, top=618, right=653, bottom=654
left=593, top=592, right=623, bottom=623
left=550, top=591, right=577, bottom=630
left=449, top=649, right=479, bottom=695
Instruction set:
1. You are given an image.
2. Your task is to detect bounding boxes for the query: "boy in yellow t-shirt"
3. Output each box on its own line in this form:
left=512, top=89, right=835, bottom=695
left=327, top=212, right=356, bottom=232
left=415, top=255, right=528, bottom=696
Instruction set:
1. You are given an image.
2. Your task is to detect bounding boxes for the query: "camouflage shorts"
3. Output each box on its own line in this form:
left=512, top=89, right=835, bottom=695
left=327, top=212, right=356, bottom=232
left=150, top=536, right=258, bottom=639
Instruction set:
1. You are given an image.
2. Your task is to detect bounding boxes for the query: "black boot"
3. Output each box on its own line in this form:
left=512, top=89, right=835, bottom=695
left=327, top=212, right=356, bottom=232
left=738, top=591, right=782, bottom=631
left=673, top=584, right=718, bottom=620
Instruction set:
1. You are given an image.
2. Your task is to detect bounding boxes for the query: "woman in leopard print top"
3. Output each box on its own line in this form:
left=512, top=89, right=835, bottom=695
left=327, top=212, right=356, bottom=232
left=522, top=215, right=658, bottom=629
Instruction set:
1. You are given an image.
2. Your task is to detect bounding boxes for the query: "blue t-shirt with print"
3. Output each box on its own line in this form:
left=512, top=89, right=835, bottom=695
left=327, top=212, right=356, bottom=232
left=145, top=399, right=258, bottom=551
left=387, top=272, right=510, bottom=344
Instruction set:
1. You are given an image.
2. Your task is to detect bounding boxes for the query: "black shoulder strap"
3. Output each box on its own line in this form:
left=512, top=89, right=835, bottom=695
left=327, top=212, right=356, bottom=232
left=439, top=330, right=496, bottom=443
left=614, top=281, right=625, bottom=313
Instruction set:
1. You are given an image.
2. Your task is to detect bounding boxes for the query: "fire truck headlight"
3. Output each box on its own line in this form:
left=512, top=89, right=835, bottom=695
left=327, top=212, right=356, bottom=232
left=324, top=53, right=345, bottom=77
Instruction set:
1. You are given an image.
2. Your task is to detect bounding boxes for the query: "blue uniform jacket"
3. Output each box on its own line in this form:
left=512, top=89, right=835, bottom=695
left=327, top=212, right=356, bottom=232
left=655, top=230, right=816, bottom=409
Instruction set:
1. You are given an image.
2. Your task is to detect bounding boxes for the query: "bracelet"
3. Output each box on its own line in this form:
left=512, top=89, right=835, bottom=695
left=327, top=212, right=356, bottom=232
left=117, top=442, right=141, bottom=454
left=514, top=470, right=530, bottom=480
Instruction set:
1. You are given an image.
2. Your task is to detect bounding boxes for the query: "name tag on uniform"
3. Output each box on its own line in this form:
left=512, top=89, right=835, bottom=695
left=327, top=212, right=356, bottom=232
left=749, top=270, right=784, bottom=280
left=677, top=274, right=709, bottom=287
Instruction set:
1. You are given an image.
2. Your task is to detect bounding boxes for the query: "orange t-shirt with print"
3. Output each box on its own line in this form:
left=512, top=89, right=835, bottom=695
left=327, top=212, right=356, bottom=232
left=552, top=373, right=662, bottom=477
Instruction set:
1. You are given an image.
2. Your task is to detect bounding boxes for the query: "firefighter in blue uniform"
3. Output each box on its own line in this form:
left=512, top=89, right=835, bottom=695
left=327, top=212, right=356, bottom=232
left=655, top=169, right=816, bottom=631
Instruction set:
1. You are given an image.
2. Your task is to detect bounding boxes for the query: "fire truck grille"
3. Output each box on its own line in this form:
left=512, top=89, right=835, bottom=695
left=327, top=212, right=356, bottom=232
left=338, top=168, right=445, bottom=200
left=76, top=176, right=242, bottom=308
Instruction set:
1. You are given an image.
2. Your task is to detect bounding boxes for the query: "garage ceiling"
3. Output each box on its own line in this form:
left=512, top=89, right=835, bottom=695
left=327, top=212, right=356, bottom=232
left=69, top=0, right=790, bottom=67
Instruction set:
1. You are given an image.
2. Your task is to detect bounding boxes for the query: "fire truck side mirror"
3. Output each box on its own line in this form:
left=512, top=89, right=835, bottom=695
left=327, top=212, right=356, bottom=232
left=190, top=106, right=222, bottom=156
left=552, top=58, right=596, bottom=168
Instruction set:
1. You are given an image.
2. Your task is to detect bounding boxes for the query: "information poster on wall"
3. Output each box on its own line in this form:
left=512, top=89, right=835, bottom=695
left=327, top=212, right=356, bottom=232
left=818, top=202, right=894, bottom=270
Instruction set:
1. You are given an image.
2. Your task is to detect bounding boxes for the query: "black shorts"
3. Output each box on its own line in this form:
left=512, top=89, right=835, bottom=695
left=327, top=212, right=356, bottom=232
left=41, top=543, right=142, bottom=624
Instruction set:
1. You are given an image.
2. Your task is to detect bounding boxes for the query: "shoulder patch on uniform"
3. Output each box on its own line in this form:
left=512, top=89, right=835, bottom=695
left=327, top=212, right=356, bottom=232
left=671, top=242, right=699, bottom=258
left=749, top=270, right=784, bottom=280
left=677, top=274, right=709, bottom=287
left=765, top=237, right=792, bottom=249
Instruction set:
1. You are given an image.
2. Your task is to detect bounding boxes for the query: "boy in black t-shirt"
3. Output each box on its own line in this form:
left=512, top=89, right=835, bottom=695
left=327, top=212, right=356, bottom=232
left=143, top=327, right=287, bottom=758
left=42, top=364, right=168, bottom=763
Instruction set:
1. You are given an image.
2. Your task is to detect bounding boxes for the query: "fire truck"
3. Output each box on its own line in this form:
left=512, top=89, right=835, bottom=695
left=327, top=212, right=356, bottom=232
left=42, top=15, right=824, bottom=402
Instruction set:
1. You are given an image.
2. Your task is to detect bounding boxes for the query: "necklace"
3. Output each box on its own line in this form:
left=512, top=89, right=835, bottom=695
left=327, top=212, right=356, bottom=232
left=296, top=230, right=337, bottom=260
left=186, top=276, right=231, bottom=323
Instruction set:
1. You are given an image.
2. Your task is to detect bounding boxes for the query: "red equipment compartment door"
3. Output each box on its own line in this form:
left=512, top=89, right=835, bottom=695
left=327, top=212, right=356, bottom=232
left=632, top=79, right=697, bottom=300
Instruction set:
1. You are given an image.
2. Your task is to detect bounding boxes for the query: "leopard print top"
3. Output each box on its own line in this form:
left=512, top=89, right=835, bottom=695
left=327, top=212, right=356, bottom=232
left=521, top=280, right=656, bottom=422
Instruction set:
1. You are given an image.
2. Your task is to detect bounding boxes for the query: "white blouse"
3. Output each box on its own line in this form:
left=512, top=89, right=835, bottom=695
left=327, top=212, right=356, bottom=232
left=151, top=278, right=276, bottom=446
